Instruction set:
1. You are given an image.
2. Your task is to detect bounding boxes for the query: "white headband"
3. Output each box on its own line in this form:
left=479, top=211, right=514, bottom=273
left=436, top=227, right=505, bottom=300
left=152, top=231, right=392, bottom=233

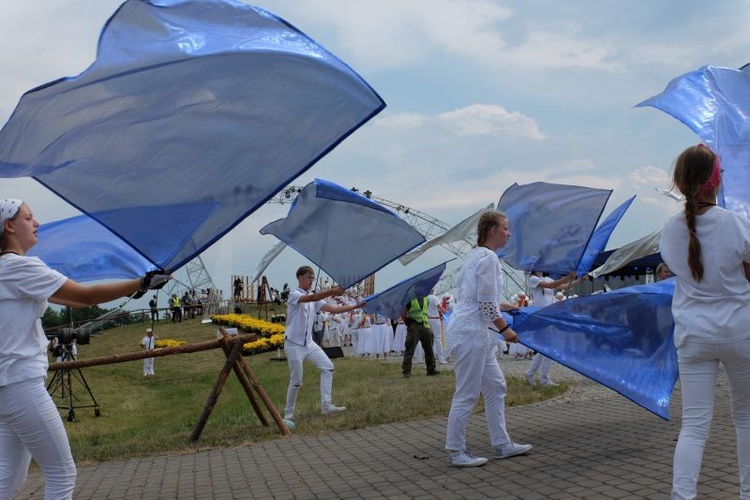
left=0, top=198, right=23, bottom=237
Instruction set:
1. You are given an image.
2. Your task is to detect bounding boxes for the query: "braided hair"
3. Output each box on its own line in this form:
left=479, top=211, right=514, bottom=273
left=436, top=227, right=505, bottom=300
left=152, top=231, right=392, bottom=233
left=671, top=145, right=720, bottom=281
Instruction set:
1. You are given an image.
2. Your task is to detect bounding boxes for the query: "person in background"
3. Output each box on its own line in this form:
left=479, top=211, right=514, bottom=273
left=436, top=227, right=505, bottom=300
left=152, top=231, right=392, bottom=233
left=445, top=210, right=532, bottom=467
left=149, top=294, right=159, bottom=322
left=427, top=289, right=449, bottom=365
left=140, top=328, right=159, bottom=377
left=659, top=144, right=750, bottom=498
left=655, top=262, right=673, bottom=281
left=0, top=198, right=169, bottom=499
left=401, top=295, right=439, bottom=378
left=525, top=270, right=580, bottom=387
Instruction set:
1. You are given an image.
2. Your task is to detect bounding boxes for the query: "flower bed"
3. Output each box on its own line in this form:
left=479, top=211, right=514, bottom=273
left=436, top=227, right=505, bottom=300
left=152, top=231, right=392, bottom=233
left=153, top=339, right=188, bottom=348
left=211, top=313, right=285, bottom=355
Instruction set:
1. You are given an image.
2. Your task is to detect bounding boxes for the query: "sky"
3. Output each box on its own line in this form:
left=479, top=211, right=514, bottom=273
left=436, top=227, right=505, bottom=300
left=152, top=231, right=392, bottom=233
left=3, top=0, right=750, bottom=304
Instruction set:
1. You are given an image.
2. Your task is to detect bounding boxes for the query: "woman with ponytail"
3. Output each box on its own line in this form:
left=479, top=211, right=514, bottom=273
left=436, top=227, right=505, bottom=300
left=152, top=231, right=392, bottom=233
left=660, top=145, right=750, bottom=499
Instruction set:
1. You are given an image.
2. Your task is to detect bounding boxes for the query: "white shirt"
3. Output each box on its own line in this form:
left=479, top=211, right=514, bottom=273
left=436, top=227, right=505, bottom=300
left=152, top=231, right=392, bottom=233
left=446, top=247, right=503, bottom=353
left=660, top=207, right=750, bottom=347
left=285, top=287, right=325, bottom=346
left=141, top=335, right=156, bottom=350
left=529, top=275, right=555, bottom=308
left=427, top=294, right=441, bottom=318
left=0, top=254, right=67, bottom=386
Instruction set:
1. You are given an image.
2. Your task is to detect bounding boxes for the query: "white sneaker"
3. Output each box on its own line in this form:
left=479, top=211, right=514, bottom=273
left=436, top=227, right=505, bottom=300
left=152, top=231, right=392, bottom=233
left=448, top=450, right=488, bottom=467
left=494, top=442, right=532, bottom=460
left=321, top=403, right=347, bottom=415
left=541, top=380, right=559, bottom=387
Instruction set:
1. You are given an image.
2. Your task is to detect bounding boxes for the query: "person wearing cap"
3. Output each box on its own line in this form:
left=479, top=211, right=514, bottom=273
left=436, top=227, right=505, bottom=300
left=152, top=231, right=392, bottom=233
left=0, top=198, right=170, bottom=499
left=140, top=328, right=159, bottom=376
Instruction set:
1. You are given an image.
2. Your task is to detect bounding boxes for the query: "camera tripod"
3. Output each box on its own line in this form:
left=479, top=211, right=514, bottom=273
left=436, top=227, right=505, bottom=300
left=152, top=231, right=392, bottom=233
left=46, top=346, right=101, bottom=422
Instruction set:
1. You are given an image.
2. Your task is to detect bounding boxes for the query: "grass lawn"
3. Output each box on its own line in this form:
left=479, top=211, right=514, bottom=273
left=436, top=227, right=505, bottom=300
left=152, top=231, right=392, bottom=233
left=51, top=310, right=566, bottom=464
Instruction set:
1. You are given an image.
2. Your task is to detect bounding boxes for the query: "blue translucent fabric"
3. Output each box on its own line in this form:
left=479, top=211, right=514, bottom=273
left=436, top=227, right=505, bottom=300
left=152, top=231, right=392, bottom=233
left=0, top=0, right=385, bottom=272
left=497, top=182, right=612, bottom=274
left=576, top=196, right=635, bottom=276
left=513, top=279, right=678, bottom=419
left=636, top=65, right=750, bottom=216
left=260, top=179, right=426, bottom=289
left=29, top=215, right=154, bottom=281
left=362, top=262, right=447, bottom=321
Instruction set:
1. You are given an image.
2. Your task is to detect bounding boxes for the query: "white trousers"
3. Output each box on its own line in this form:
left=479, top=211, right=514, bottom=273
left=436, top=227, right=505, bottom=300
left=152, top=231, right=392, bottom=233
left=673, top=338, right=750, bottom=500
left=143, top=355, right=155, bottom=376
left=428, top=319, right=445, bottom=362
left=284, top=341, right=335, bottom=418
left=0, top=377, right=76, bottom=500
left=445, top=342, right=511, bottom=451
left=527, top=353, right=553, bottom=383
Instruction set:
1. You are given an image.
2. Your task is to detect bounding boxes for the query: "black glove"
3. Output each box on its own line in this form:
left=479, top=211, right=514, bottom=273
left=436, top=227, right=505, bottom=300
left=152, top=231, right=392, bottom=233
left=132, top=270, right=171, bottom=299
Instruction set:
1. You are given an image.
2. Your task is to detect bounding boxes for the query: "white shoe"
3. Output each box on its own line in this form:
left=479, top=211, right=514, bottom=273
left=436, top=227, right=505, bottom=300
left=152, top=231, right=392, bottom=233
left=321, top=403, right=347, bottom=415
left=494, top=442, right=532, bottom=460
left=448, top=450, right=488, bottom=467
left=525, top=373, right=535, bottom=386
left=541, top=380, right=559, bottom=387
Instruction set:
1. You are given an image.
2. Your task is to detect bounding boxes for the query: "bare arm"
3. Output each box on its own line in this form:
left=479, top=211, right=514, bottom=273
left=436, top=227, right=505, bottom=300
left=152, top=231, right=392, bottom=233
left=536, top=272, right=578, bottom=290
left=298, top=286, right=345, bottom=303
left=50, top=278, right=141, bottom=308
left=322, top=301, right=364, bottom=314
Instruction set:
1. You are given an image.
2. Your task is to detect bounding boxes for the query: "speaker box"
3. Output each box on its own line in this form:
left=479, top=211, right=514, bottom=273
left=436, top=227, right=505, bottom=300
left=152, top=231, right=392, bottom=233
left=323, top=346, right=344, bottom=359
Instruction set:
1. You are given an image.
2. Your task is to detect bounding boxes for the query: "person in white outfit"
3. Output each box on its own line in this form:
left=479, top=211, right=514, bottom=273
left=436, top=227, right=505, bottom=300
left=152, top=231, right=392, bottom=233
left=427, top=290, right=448, bottom=364
left=525, top=270, right=579, bottom=387
left=283, top=266, right=363, bottom=425
left=140, top=328, right=159, bottom=376
left=660, top=144, right=750, bottom=499
left=0, top=198, right=170, bottom=500
left=445, top=210, right=532, bottom=467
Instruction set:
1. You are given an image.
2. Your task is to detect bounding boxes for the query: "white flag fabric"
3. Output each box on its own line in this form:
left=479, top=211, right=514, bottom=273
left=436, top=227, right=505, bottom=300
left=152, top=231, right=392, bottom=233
left=250, top=241, right=287, bottom=283
left=590, top=230, right=661, bottom=278
left=398, top=204, right=494, bottom=265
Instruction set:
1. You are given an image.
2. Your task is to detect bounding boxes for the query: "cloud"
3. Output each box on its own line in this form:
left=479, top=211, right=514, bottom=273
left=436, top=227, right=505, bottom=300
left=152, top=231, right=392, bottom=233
left=376, top=104, right=543, bottom=139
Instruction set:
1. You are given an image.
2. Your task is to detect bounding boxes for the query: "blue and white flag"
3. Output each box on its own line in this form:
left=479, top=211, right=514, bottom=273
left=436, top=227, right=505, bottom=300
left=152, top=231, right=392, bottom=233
left=0, top=0, right=385, bottom=272
left=362, top=262, right=448, bottom=321
left=576, top=196, right=635, bottom=276
left=260, top=179, right=426, bottom=289
left=497, top=182, right=612, bottom=274
left=513, top=279, right=678, bottom=419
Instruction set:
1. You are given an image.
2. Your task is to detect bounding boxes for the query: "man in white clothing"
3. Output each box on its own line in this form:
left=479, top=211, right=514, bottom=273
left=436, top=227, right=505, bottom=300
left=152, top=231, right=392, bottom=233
left=140, top=328, right=158, bottom=376
left=427, top=289, right=448, bottom=364
left=283, top=266, right=364, bottom=424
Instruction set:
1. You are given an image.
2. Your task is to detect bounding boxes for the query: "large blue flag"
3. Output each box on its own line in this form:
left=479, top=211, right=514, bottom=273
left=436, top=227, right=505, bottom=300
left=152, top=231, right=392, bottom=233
left=362, top=262, right=448, bottom=321
left=636, top=65, right=750, bottom=216
left=29, top=214, right=154, bottom=281
left=0, top=0, right=385, bottom=272
left=260, top=179, right=426, bottom=289
left=513, top=279, right=678, bottom=419
left=497, top=182, right=612, bottom=274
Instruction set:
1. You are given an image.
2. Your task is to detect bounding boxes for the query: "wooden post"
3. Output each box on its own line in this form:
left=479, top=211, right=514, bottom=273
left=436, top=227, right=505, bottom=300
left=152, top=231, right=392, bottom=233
left=190, top=337, right=244, bottom=442
left=217, top=334, right=269, bottom=428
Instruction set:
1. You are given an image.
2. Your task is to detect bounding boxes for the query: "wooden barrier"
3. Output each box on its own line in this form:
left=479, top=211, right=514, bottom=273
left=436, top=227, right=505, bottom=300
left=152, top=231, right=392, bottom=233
left=48, top=331, right=291, bottom=440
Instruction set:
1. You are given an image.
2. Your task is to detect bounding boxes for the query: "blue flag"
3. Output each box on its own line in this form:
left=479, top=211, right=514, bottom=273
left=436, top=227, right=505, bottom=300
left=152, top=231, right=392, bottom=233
left=497, top=182, right=612, bottom=274
left=29, top=215, right=154, bottom=281
left=513, top=279, right=678, bottom=419
left=576, top=196, right=635, bottom=276
left=0, top=0, right=385, bottom=272
left=260, top=179, right=426, bottom=289
left=636, top=65, right=750, bottom=216
left=362, top=262, right=448, bottom=321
